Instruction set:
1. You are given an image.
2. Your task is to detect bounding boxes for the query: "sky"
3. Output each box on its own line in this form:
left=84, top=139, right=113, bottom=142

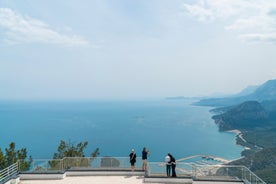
left=1, top=0, right=276, bottom=100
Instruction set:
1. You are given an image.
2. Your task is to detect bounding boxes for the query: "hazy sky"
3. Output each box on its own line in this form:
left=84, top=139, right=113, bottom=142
left=1, top=0, right=276, bottom=100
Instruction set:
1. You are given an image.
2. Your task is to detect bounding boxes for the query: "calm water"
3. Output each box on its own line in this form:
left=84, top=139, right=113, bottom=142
left=0, top=99, right=243, bottom=161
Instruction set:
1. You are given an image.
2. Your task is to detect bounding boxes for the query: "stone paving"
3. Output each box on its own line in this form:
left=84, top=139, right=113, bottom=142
left=20, top=175, right=244, bottom=184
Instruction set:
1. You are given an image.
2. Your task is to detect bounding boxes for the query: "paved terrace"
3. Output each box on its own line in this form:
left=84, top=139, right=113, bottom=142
left=18, top=168, right=245, bottom=184
left=19, top=175, right=244, bottom=184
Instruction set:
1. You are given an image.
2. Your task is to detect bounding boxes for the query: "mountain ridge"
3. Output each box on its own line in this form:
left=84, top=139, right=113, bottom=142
left=212, top=101, right=269, bottom=131
left=194, top=79, right=276, bottom=107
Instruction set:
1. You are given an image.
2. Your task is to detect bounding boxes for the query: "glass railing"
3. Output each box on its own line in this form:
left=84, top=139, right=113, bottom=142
left=20, top=157, right=142, bottom=172
left=18, top=157, right=267, bottom=184
left=147, top=162, right=193, bottom=177
left=147, top=162, right=267, bottom=184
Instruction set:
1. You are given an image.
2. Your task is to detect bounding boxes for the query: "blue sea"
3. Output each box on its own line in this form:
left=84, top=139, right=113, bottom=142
left=0, top=99, right=243, bottom=161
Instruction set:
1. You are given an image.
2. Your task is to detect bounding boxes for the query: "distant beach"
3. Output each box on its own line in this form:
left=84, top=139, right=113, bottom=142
left=227, top=129, right=250, bottom=150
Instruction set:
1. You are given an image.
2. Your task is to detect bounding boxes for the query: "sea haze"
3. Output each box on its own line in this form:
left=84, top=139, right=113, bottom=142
left=0, top=99, right=243, bottom=161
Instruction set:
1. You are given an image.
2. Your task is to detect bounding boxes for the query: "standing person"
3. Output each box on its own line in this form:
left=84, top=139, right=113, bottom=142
left=142, top=147, right=150, bottom=171
left=129, top=149, right=136, bottom=171
left=165, top=154, right=171, bottom=177
left=168, top=153, right=177, bottom=177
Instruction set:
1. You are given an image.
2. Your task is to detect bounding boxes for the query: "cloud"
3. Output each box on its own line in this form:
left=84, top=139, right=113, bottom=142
left=0, top=8, right=90, bottom=47
left=181, top=0, right=276, bottom=44
left=181, top=0, right=253, bottom=21
left=239, top=33, right=276, bottom=43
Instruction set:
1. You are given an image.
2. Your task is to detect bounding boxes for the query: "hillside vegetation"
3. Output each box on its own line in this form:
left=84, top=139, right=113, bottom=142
left=195, top=79, right=276, bottom=183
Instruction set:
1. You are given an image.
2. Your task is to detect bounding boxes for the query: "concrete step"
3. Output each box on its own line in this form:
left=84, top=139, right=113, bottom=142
left=144, top=176, right=193, bottom=184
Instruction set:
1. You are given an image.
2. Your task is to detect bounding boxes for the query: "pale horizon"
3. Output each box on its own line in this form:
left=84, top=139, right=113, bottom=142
left=1, top=0, right=276, bottom=100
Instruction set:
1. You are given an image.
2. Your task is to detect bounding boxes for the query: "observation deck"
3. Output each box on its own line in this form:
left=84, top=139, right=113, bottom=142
left=1, top=155, right=266, bottom=184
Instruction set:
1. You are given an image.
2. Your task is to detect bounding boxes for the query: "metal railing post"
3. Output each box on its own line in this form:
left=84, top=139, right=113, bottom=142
left=32, top=161, right=34, bottom=172
left=242, top=167, right=244, bottom=181
left=46, top=160, right=48, bottom=172
left=60, top=158, right=63, bottom=171
left=193, top=165, right=197, bottom=178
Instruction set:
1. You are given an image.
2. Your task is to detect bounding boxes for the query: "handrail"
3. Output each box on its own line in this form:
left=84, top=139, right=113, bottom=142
left=0, top=162, right=19, bottom=184
left=147, top=162, right=267, bottom=184
left=242, top=166, right=267, bottom=184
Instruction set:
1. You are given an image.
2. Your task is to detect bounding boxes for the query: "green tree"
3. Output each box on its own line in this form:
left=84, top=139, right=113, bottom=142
left=91, top=148, right=100, bottom=158
left=49, top=140, right=99, bottom=170
left=17, top=148, right=33, bottom=171
left=5, top=142, right=17, bottom=166
left=0, top=148, right=6, bottom=170
left=0, top=142, right=32, bottom=171
left=53, top=140, right=88, bottom=159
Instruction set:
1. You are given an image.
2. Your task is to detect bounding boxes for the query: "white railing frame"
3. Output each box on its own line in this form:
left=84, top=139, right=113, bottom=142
left=0, top=162, right=19, bottom=184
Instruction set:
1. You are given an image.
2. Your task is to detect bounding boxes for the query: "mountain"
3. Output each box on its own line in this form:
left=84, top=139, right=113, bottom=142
left=194, top=79, right=276, bottom=107
left=212, top=101, right=269, bottom=131
left=231, top=85, right=259, bottom=97
left=248, top=79, right=276, bottom=101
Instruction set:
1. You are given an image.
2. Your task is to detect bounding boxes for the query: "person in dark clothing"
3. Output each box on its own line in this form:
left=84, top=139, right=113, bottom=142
left=168, top=153, right=176, bottom=177
left=142, top=147, right=150, bottom=171
left=129, top=149, right=136, bottom=171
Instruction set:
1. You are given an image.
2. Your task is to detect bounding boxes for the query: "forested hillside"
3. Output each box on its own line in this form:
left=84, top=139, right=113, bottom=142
left=212, top=100, right=276, bottom=183
left=195, top=79, right=276, bottom=183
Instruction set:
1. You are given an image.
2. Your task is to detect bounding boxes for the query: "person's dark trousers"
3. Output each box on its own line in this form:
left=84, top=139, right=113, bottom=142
left=166, top=164, right=171, bottom=177
left=172, top=164, right=176, bottom=177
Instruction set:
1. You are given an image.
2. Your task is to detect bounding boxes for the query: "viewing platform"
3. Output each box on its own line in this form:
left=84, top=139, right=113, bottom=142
left=1, top=156, right=266, bottom=184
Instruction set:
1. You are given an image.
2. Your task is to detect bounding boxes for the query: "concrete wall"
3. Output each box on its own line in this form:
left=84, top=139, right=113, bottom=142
left=19, top=170, right=144, bottom=180
left=4, top=177, right=20, bottom=184
left=19, top=173, right=66, bottom=180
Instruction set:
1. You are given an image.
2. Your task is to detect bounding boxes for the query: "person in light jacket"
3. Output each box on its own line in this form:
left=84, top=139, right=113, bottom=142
left=165, top=153, right=171, bottom=176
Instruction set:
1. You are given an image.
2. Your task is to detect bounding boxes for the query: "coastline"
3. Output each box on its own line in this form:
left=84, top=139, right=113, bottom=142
left=227, top=129, right=250, bottom=150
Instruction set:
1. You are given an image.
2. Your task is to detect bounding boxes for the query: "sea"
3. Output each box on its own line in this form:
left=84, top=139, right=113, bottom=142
left=0, top=99, right=244, bottom=161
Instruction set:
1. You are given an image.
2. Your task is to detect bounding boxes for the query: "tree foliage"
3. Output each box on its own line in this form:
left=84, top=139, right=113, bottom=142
left=0, top=149, right=5, bottom=170
left=52, top=140, right=99, bottom=159
left=53, top=140, right=87, bottom=159
left=49, top=140, right=99, bottom=170
left=0, top=142, right=32, bottom=171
